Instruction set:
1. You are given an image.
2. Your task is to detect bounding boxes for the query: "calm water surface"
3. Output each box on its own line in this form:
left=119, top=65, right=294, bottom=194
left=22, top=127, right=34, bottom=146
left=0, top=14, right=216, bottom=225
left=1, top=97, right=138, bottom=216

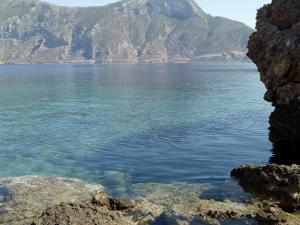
left=0, top=63, right=273, bottom=195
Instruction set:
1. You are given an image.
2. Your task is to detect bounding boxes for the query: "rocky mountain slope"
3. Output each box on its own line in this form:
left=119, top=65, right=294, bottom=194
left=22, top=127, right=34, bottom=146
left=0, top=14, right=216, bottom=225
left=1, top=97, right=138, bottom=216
left=0, top=0, right=253, bottom=64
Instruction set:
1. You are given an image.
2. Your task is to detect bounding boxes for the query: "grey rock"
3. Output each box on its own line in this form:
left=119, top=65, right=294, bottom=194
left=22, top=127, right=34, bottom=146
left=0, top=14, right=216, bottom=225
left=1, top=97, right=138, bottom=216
left=1, top=176, right=300, bottom=225
left=0, top=176, right=103, bottom=225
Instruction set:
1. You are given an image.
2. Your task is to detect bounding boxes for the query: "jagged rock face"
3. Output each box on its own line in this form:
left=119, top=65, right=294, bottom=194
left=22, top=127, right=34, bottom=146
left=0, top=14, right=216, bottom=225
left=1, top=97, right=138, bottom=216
left=0, top=0, right=253, bottom=64
left=247, top=0, right=300, bottom=143
left=231, top=164, right=300, bottom=210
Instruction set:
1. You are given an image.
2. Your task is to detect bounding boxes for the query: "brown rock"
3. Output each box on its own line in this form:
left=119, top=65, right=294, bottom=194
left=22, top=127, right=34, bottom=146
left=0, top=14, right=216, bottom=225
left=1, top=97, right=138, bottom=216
left=109, top=198, right=135, bottom=211
left=247, top=0, right=300, bottom=143
left=198, top=199, right=256, bottom=221
left=92, top=190, right=110, bottom=207
left=30, top=202, right=133, bottom=225
left=197, top=199, right=292, bottom=225
left=92, top=190, right=135, bottom=211
left=231, top=164, right=300, bottom=210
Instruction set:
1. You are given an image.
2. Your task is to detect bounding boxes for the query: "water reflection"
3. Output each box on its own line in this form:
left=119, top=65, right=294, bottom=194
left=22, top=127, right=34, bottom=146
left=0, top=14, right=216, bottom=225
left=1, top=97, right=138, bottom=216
left=270, top=142, right=300, bottom=165
left=0, top=63, right=272, bottom=184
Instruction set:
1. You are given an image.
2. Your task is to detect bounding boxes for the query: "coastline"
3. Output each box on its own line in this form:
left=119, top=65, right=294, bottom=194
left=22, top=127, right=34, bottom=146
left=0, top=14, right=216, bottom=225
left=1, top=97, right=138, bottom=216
left=0, top=52, right=250, bottom=65
left=1, top=0, right=299, bottom=223
left=1, top=165, right=300, bottom=225
left=0, top=60, right=251, bottom=66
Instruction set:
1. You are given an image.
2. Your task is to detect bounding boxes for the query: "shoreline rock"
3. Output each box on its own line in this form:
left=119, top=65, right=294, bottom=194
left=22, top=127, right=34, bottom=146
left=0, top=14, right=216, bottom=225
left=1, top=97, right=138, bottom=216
left=31, top=191, right=137, bottom=225
left=0, top=176, right=103, bottom=225
left=1, top=175, right=300, bottom=225
left=247, top=0, right=300, bottom=143
left=231, top=164, right=300, bottom=211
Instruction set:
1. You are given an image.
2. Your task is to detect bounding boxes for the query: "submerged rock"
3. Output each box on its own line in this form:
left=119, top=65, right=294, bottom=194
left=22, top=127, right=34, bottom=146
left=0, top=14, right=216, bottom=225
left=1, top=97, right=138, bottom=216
left=231, top=164, right=300, bottom=210
left=132, top=182, right=211, bottom=221
left=247, top=0, right=300, bottom=143
left=198, top=199, right=257, bottom=224
left=0, top=176, right=157, bottom=225
left=198, top=199, right=300, bottom=225
left=1, top=176, right=300, bottom=225
left=0, top=176, right=102, bottom=225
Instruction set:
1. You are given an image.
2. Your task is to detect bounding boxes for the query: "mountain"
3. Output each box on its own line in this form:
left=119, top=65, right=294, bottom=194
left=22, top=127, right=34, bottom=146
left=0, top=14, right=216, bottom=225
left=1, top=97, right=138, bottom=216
left=0, top=0, right=253, bottom=64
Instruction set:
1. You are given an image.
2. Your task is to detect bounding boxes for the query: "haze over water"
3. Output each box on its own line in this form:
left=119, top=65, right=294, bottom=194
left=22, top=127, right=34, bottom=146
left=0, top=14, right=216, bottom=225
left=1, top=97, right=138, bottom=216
left=0, top=63, right=272, bottom=194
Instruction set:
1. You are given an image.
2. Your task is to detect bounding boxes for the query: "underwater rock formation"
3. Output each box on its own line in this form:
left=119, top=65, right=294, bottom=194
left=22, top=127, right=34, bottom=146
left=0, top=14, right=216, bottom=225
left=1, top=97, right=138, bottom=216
left=0, top=176, right=102, bottom=225
left=1, top=176, right=300, bottom=225
left=247, top=0, right=300, bottom=143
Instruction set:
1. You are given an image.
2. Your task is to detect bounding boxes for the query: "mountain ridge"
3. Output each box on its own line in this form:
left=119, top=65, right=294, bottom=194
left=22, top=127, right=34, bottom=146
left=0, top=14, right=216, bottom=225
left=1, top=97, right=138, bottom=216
left=0, top=0, right=253, bottom=64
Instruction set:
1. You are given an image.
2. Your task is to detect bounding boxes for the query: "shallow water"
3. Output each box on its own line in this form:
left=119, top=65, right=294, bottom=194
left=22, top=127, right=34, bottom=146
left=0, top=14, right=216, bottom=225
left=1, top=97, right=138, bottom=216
left=0, top=63, right=273, bottom=195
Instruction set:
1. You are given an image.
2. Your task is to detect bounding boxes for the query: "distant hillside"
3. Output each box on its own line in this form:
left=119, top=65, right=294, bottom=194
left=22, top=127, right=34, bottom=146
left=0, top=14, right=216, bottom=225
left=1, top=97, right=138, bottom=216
left=0, top=0, right=253, bottom=64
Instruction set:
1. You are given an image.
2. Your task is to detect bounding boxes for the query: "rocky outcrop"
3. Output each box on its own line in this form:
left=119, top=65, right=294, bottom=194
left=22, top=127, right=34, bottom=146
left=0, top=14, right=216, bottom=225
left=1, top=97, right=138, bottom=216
left=198, top=199, right=300, bottom=225
left=31, top=191, right=136, bottom=225
left=1, top=176, right=300, bottom=225
left=0, top=176, right=103, bottom=225
left=247, top=0, right=300, bottom=143
left=0, top=0, right=253, bottom=64
left=31, top=202, right=132, bottom=225
left=231, top=164, right=300, bottom=210
left=0, top=176, right=162, bottom=225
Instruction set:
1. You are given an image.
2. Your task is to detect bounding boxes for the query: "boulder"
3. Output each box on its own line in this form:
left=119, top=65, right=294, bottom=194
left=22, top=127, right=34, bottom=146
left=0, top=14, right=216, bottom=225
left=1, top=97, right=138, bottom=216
left=231, top=164, right=300, bottom=210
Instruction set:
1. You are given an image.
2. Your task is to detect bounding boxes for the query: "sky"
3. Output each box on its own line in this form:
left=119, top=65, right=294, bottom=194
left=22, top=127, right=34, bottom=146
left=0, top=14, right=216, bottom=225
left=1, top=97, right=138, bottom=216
left=45, top=0, right=272, bottom=28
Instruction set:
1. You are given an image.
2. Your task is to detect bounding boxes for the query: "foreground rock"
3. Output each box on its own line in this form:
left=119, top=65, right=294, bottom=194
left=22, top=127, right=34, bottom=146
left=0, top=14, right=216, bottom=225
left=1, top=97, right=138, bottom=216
left=231, top=164, right=300, bottom=210
left=27, top=181, right=300, bottom=225
left=1, top=176, right=300, bottom=225
left=247, top=0, right=300, bottom=143
left=0, top=176, right=102, bottom=225
left=31, top=191, right=136, bottom=225
left=198, top=199, right=300, bottom=225
left=31, top=202, right=132, bottom=225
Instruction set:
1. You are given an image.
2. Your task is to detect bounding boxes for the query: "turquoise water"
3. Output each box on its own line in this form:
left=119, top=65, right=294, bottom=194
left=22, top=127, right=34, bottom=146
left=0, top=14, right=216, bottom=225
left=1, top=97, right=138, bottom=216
left=0, top=63, right=272, bottom=193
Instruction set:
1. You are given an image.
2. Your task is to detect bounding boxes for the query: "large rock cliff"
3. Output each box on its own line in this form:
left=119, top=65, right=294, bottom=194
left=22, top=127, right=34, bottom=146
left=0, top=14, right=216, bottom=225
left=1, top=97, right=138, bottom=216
left=248, top=0, right=300, bottom=144
left=0, top=0, right=253, bottom=64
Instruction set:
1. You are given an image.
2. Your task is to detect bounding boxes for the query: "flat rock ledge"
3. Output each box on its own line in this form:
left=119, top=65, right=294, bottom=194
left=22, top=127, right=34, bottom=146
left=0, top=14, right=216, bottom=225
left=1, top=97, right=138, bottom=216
left=0, top=176, right=103, bottom=225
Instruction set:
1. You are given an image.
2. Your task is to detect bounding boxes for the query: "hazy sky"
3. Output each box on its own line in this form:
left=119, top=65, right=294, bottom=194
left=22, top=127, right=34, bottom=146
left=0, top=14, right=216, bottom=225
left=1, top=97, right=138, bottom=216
left=45, top=0, right=271, bottom=28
